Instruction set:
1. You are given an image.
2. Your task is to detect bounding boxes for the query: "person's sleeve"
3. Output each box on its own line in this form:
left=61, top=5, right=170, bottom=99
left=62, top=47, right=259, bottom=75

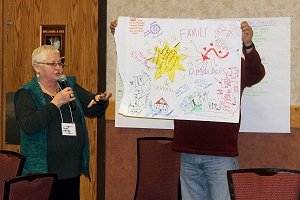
left=15, top=89, right=60, bottom=135
left=241, top=47, right=266, bottom=87
left=75, top=84, right=109, bottom=117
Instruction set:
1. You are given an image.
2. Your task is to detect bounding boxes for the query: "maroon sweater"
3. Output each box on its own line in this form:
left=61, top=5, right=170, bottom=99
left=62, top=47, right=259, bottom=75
left=171, top=48, right=266, bottom=157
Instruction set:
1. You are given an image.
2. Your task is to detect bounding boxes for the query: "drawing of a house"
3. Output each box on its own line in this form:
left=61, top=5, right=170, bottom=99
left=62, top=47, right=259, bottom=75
left=154, top=97, right=169, bottom=113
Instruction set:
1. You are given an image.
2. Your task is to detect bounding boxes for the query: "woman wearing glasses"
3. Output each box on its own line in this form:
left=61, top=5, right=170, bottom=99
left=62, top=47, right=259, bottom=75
left=14, top=45, right=112, bottom=200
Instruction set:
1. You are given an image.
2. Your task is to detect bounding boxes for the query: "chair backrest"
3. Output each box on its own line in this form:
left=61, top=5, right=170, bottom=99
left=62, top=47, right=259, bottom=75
left=0, top=150, right=26, bottom=199
left=134, top=137, right=181, bottom=200
left=227, top=168, right=300, bottom=200
left=3, top=172, right=58, bottom=200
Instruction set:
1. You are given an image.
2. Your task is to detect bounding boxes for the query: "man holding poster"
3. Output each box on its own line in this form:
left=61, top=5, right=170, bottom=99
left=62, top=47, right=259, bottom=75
left=110, top=19, right=265, bottom=200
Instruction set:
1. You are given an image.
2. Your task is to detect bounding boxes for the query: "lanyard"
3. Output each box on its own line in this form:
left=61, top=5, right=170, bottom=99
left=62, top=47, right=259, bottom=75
left=38, top=82, right=74, bottom=123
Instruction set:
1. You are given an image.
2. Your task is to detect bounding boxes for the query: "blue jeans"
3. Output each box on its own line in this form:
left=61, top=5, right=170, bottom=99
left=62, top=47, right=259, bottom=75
left=180, top=153, right=239, bottom=200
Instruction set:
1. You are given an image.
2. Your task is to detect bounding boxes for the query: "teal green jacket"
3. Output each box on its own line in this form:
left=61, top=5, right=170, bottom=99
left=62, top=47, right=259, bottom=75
left=14, top=75, right=91, bottom=178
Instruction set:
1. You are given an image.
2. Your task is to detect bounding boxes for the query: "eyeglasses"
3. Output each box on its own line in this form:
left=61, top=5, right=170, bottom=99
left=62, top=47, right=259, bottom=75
left=37, top=62, right=64, bottom=67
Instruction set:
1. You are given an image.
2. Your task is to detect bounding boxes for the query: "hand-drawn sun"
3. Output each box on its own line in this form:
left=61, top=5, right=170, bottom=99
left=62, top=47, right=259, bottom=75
left=148, top=41, right=186, bottom=83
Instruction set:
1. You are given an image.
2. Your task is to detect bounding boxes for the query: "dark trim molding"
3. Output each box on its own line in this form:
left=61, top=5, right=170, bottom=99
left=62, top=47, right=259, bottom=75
left=97, top=0, right=107, bottom=199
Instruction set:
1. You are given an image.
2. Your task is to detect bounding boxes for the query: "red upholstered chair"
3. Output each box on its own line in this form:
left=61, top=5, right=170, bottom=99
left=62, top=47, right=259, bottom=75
left=3, top=172, right=57, bottom=200
left=227, top=168, right=300, bottom=200
left=0, top=150, right=26, bottom=199
left=134, top=137, right=181, bottom=200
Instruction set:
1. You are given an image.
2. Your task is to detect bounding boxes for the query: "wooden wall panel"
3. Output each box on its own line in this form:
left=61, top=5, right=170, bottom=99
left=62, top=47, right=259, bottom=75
left=1, top=0, right=99, bottom=199
left=0, top=0, right=3, bottom=149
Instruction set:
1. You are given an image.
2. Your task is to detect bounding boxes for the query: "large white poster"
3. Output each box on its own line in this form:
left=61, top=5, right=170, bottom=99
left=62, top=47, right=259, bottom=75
left=239, top=17, right=290, bottom=133
left=116, top=17, right=242, bottom=123
left=115, top=17, right=290, bottom=133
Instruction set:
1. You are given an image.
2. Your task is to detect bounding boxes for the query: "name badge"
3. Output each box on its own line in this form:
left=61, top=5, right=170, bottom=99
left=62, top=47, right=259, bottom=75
left=61, top=123, right=77, bottom=136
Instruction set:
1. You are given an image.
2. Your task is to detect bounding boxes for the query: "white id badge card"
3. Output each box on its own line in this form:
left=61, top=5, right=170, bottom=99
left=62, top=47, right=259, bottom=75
left=61, top=123, right=77, bottom=136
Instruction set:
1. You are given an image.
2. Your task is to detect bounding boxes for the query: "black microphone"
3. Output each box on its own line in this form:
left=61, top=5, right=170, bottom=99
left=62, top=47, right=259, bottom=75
left=58, top=74, right=76, bottom=110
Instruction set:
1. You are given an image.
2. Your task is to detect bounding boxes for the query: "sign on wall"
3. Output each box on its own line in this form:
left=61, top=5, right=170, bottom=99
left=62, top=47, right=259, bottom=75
left=40, top=24, right=66, bottom=62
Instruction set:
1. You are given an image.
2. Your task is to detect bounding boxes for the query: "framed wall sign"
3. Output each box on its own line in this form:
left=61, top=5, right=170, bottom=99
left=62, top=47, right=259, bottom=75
left=40, top=24, right=66, bottom=63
